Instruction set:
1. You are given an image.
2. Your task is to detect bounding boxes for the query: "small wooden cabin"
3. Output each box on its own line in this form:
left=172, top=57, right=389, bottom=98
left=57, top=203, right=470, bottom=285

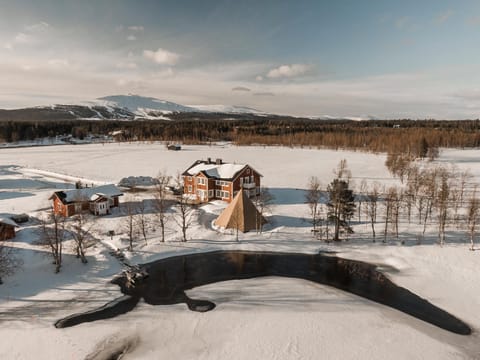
left=50, top=184, right=123, bottom=217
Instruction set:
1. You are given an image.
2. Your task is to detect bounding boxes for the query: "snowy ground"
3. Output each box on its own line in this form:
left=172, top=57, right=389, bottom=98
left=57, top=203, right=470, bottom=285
left=0, top=143, right=479, bottom=359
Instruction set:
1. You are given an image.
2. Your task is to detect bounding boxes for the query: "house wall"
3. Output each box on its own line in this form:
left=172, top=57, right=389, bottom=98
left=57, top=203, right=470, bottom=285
left=182, top=165, right=261, bottom=204
left=232, top=167, right=261, bottom=197
left=0, top=225, right=15, bottom=240
left=183, top=175, right=195, bottom=195
left=52, top=196, right=69, bottom=217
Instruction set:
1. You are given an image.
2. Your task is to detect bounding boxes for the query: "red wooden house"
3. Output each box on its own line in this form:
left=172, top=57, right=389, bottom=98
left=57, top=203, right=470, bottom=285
left=50, top=184, right=123, bottom=217
left=182, top=158, right=262, bottom=203
left=0, top=218, right=18, bottom=240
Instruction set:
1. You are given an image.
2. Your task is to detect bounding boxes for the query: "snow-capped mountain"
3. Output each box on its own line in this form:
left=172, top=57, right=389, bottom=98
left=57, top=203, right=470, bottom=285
left=94, top=94, right=198, bottom=115
left=186, top=104, right=264, bottom=114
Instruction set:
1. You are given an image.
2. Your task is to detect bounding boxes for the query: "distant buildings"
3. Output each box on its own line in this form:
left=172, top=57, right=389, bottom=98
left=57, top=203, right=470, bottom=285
left=182, top=158, right=262, bottom=203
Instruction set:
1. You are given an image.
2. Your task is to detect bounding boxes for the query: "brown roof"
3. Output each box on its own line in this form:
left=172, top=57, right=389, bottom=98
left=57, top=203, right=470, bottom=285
left=214, top=188, right=266, bottom=233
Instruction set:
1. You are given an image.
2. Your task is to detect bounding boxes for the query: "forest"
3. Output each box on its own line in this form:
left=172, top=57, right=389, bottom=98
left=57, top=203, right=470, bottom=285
left=2, top=115, right=480, bottom=158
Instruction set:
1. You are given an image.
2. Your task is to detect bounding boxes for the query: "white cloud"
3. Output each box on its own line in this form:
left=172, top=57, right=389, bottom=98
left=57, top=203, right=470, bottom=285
left=116, top=62, right=138, bottom=69
left=48, top=58, right=70, bottom=67
left=128, top=26, right=144, bottom=32
left=154, top=68, right=175, bottom=78
left=127, top=35, right=136, bottom=41
left=25, top=22, right=50, bottom=33
left=435, top=10, right=453, bottom=24
left=256, top=75, right=263, bottom=81
left=4, top=21, right=51, bottom=49
left=143, top=48, right=180, bottom=65
left=266, top=64, right=313, bottom=79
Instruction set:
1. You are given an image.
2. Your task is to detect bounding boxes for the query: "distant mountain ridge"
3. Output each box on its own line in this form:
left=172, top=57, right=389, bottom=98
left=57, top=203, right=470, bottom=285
left=0, top=94, right=374, bottom=121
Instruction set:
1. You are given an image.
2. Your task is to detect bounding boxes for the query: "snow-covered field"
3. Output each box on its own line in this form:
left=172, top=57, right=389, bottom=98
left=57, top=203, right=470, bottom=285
left=0, top=143, right=479, bottom=359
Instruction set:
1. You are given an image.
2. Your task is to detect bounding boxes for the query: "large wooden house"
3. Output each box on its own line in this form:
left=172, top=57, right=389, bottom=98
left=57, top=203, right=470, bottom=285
left=182, top=158, right=262, bottom=203
left=0, top=218, right=18, bottom=240
left=50, top=184, right=123, bottom=217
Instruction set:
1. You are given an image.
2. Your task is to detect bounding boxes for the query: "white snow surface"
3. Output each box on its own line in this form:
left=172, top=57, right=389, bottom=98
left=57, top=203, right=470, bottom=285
left=0, top=143, right=479, bottom=359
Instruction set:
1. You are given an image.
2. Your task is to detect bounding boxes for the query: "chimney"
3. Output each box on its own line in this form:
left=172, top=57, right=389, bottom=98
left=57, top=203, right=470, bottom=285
left=207, top=157, right=211, bottom=164
left=216, top=158, right=222, bottom=165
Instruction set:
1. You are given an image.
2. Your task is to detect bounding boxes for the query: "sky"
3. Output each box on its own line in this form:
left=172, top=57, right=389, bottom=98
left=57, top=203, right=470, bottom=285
left=1, top=0, right=480, bottom=119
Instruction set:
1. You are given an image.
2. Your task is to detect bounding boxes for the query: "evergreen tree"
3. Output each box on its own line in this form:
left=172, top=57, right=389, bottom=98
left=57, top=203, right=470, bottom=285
left=327, top=179, right=356, bottom=241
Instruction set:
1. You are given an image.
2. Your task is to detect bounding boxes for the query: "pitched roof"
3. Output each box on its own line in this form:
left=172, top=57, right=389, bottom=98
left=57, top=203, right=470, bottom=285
left=214, top=188, right=266, bottom=233
left=0, top=217, right=19, bottom=227
left=183, top=160, right=262, bottom=180
left=52, top=184, right=123, bottom=204
left=186, top=162, right=246, bottom=179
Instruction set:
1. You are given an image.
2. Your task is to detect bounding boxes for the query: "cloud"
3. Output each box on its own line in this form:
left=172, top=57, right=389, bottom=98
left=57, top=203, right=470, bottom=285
left=128, top=26, right=144, bottom=32
left=143, top=48, right=179, bottom=65
left=266, top=64, right=314, bottom=79
left=127, top=35, right=136, bottom=41
left=256, top=75, right=263, bottom=81
left=232, top=86, right=251, bottom=92
left=395, top=16, right=411, bottom=29
left=4, top=21, right=51, bottom=49
left=116, top=62, right=138, bottom=69
left=48, top=58, right=70, bottom=68
left=435, top=10, right=453, bottom=24
left=467, top=16, right=480, bottom=26
left=25, top=22, right=50, bottom=33
left=254, top=92, right=275, bottom=96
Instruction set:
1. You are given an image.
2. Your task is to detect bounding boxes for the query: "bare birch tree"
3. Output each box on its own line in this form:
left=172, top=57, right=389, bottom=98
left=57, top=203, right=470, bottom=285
left=356, top=179, right=367, bottom=222
left=383, top=186, right=396, bottom=243
left=153, top=171, right=171, bottom=242
left=68, top=212, right=96, bottom=264
left=254, top=186, right=273, bottom=233
left=305, top=176, right=322, bottom=233
left=365, top=182, right=380, bottom=242
left=122, top=195, right=138, bottom=250
left=467, top=187, right=479, bottom=251
left=40, top=209, right=66, bottom=273
left=136, top=199, right=149, bottom=245
left=435, top=168, right=450, bottom=246
left=175, top=175, right=195, bottom=242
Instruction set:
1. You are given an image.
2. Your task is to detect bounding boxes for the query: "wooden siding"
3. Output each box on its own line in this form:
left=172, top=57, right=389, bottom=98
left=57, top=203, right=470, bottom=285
left=0, top=224, right=15, bottom=240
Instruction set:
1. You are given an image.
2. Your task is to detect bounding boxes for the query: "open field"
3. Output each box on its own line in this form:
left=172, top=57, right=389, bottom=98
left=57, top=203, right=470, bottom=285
left=0, top=143, right=479, bottom=359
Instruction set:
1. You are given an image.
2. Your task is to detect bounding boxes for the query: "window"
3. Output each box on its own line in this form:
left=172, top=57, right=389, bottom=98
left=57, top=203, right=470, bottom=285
left=197, top=177, right=206, bottom=185
left=215, top=180, right=221, bottom=186
left=250, top=175, right=254, bottom=183
left=216, top=190, right=229, bottom=198
left=208, top=190, right=213, bottom=198
left=246, top=168, right=250, bottom=174
left=240, top=178, right=243, bottom=185
left=188, top=176, right=192, bottom=181
left=188, top=185, right=192, bottom=192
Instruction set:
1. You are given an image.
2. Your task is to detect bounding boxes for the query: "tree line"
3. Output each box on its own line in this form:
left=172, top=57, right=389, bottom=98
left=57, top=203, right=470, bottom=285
left=2, top=118, right=480, bottom=157
left=306, top=159, right=480, bottom=250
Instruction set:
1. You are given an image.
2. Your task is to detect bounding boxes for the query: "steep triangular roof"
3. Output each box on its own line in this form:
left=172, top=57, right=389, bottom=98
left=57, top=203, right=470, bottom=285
left=214, top=188, right=266, bottom=233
